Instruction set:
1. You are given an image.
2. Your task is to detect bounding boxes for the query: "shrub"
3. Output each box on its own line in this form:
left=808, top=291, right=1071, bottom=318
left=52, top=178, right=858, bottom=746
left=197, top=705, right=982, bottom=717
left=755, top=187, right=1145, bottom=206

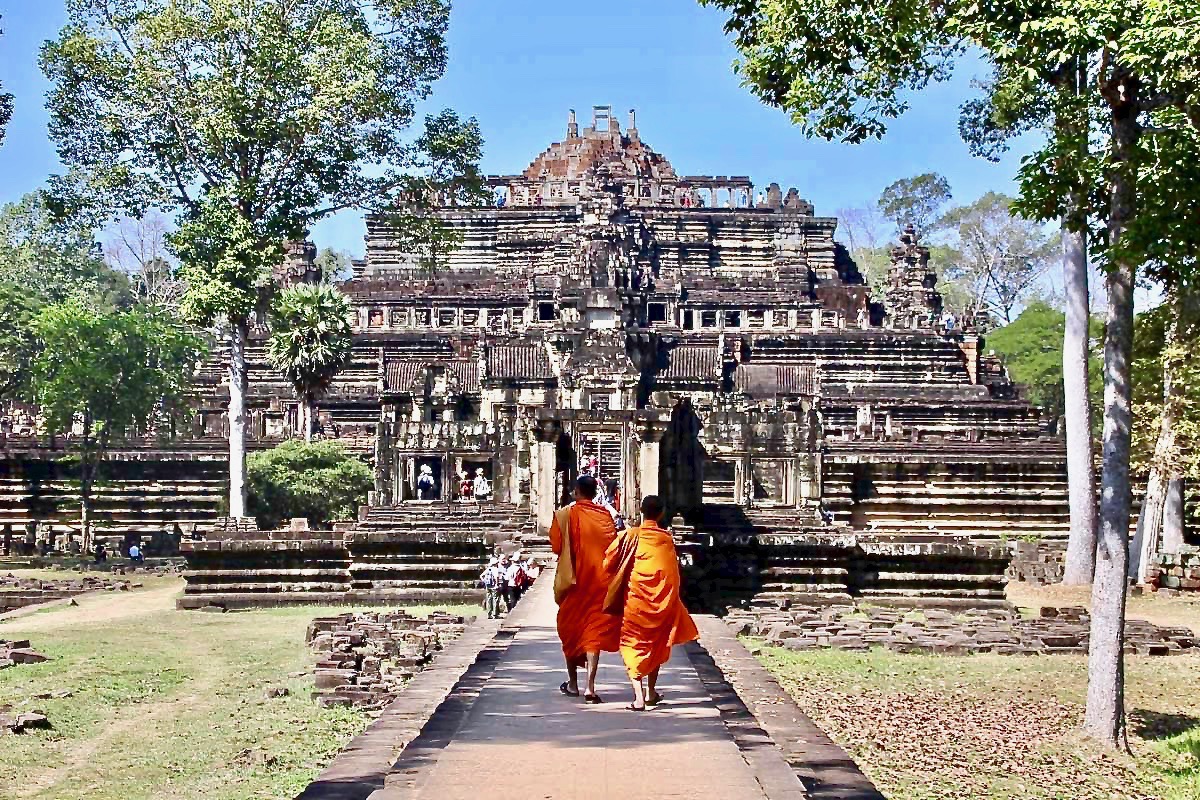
left=245, top=440, right=372, bottom=530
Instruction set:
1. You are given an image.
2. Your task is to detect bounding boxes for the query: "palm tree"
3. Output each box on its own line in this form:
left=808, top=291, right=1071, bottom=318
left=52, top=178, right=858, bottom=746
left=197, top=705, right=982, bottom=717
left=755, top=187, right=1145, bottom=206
left=267, top=284, right=353, bottom=441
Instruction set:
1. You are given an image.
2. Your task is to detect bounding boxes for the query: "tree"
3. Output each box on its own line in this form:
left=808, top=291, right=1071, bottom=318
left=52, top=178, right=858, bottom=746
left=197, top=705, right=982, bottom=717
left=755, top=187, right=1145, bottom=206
left=699, top=0, right=1200, bottom=749
left=26, top=300, right=204, bottom=550
left=1129, top=289, right=1200, bottom=574
left=314, top=248, right=354, bottom=284
left=986, top=301, right=1102, bottom=427
left=104, top=211, right=185, bottom=310
left=939, top=192, right=1058, bottom=325
left=0, top=16, right=13, bottom=148
left=878, top=173, right=952, bottom=238
left=0, top=190, right=132, bottom=308
left=43, top=0, right=484, bottom=519
left=0, top=282, right=42, bottom=401
left=266, top=283, right=354, bottom=441
left=834, top=205, right=892, bottom=295
left=245, top=439, right=373, bottom=530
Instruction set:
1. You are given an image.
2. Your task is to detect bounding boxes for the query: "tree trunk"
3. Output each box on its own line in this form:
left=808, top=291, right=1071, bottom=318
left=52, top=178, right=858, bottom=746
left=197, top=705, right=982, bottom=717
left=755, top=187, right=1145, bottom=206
left=1129, top=293, right=1180, bottom=581
left=1061, top=208, right=1098, bottom=584
left=228, top=320, right=249, bottom=518
left=1162, top=479, right=1185, bottom=552
left=1084, top=85, right=1138, bottom=750
left=304, top=393, right=315, bottom=442
left=80, top=471, right=92, bottom=555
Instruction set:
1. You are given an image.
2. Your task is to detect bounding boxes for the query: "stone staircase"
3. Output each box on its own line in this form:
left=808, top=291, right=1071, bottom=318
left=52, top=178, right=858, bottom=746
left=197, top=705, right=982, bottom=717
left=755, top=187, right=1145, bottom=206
left=0, top=451, right=226, bottom=545
left=690, top=503, right=1010, bottom=612
left=821, top=447, right=1071, bottom=540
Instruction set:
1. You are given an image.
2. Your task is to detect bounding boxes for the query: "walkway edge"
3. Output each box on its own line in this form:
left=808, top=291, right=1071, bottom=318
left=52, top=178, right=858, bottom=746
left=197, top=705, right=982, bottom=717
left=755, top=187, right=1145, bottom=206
left=295, top=610, right=504, bottom=800
left=692, top=614, right=887, bottom=800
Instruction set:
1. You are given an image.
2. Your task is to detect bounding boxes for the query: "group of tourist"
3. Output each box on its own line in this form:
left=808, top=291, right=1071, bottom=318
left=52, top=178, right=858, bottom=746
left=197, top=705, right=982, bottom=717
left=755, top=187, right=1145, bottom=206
left=479, top=552, right=539, bottom=620
left=551, top=475, right=697, bottom=712
left=415, top=464, right=493, bottom=502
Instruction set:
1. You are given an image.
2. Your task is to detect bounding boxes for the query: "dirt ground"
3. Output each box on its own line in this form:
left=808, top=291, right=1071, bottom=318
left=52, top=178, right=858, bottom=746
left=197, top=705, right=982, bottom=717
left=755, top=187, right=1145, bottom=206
left=0, top=577, right=476, bottom=800
left=755, top=586, right=1200, bottom=800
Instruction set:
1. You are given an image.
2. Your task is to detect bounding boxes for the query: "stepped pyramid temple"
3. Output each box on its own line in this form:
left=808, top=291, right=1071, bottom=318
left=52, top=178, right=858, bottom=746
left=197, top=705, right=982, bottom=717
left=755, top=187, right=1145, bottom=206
left=9, top=104, right=1161, bottom=610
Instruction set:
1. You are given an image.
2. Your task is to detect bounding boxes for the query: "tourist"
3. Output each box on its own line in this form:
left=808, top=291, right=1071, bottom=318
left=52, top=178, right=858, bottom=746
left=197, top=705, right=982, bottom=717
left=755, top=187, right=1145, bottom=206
left=504, top=554, right=526, bottom=610
left=1, top=523, right=11, bottom=557
left=601, top=478, right=626, bottom=531
left=473, top=468, right=492, bottom=503
left=603, top=494, right=698, bottom=712
left=457, top=470, right=472, bottom=501
left=94, top=541, right=107, bottom=564
left=128, top=542, right=144, bottom=564
left=417, top=464, right=436, bottom=500
left=480, top=557, right=504, bottom=619
left=550, top=474, right=621, bottom=703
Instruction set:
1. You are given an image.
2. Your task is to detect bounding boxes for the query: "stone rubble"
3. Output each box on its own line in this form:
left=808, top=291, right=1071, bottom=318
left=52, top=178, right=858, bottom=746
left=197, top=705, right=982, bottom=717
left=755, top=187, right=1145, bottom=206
left=306, top=609, right=470, bottom=709
left=0, top=573, right=142, bottom=614
left=0, top=706, right=51, bottom=735
left=0, top=638, right=49, bottom=669
left=1146, top=547, right=1200, bottom=594
left=726, top=604, right=1198, bottom=656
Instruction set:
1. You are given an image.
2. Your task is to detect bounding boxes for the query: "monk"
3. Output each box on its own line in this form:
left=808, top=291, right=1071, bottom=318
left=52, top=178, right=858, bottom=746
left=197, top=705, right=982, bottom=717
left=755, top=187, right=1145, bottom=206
left=604, top=494, right=698, bottom=711
left=550, top=474, right=621, bottom=702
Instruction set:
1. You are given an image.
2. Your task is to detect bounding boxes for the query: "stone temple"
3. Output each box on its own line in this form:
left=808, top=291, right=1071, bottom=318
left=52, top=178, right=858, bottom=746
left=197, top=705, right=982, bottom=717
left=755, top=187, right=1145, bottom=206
left=2, top=106, right=1105, bottom=609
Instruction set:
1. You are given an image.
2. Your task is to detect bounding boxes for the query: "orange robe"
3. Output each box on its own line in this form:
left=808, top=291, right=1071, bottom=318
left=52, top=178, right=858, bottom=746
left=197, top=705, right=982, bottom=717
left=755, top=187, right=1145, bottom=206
left=550, top=499, right=621, bottom=667
left=604, top=522, right=699, bottom=680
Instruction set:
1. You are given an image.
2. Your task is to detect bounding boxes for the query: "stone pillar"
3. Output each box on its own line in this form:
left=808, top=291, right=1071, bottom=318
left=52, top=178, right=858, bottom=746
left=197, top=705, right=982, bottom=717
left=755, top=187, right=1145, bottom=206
left=636, top=418, right=667, bottom=503
left=534, top=420, right=561, bottom=532
left=959, top=334, right=980, bottom=384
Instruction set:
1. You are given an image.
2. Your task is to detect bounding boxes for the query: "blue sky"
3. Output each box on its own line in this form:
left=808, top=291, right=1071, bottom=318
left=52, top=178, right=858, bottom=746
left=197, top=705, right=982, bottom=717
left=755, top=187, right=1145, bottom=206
left=0, top=0, right=1033, bottom=258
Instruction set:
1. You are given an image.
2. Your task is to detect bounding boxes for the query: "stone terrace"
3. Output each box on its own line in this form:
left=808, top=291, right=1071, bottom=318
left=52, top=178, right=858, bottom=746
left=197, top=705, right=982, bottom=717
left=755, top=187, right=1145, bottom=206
left=179, top=503, right=525, bottom=609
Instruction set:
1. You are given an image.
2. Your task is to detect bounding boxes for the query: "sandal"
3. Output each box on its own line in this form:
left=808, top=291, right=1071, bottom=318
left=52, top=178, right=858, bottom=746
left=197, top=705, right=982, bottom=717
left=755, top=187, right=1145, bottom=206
left=647, top=692, right=664, bottom=706
left=584, top=694, right=603, bottom=704
left=559, top=682, right=580, bottom=697
left=626, top=703, right=646, bottom=712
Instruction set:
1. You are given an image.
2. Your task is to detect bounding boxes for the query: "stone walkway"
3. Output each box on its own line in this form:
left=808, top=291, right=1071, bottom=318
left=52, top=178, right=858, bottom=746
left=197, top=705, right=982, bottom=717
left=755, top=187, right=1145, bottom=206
left=303, top=576, right=882, bottom=800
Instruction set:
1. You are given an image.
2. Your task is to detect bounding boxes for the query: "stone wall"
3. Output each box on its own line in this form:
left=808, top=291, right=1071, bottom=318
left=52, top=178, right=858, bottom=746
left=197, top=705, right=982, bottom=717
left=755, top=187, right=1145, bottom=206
left=1146, top=547, right=1200, bottom=594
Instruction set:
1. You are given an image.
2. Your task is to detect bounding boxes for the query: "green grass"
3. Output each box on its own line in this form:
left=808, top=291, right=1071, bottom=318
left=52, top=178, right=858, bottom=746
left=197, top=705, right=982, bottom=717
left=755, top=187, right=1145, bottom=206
left=755, top=644, right=1200, bottom=800
left=0, top=588, right=479, bottom=800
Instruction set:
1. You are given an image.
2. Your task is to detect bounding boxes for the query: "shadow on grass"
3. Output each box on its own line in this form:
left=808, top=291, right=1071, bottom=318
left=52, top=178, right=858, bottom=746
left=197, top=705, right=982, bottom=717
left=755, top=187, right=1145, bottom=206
left=1130, top=709, right=1200, bottom=741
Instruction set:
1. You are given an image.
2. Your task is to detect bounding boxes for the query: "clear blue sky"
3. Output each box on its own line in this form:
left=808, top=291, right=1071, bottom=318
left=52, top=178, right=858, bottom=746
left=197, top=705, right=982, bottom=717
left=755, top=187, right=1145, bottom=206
left=0, top=0, right=1033, bottom=259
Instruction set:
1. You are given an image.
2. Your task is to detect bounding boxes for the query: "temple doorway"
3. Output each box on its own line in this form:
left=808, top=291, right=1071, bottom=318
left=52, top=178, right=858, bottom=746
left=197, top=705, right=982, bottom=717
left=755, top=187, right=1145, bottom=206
left=577, top=431, right=623, bottom=485
left=413, top=456, right=442, bottom=501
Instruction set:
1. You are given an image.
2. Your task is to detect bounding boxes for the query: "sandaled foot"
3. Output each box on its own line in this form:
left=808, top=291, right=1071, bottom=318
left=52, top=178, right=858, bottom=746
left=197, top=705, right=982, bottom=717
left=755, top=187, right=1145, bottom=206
left=626, top=703, right=646, bottom=712
left=559, top=682, right=580, bottom=697
left=584, top=694, right=603, bottom=704
left=646, top=691, right=664, bottom=706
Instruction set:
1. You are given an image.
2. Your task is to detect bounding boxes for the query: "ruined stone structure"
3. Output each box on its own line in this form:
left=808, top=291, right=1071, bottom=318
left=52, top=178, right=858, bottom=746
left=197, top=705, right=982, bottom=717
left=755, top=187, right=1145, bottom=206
left=10, top=105, right=1188, bottom=609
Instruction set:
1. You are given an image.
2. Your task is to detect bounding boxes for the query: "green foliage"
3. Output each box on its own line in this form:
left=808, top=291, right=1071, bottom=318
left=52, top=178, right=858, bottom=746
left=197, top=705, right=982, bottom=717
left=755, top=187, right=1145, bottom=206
left=0, top=190, right=132, bottom=309
left=986, top=301, right=1102, bottom=423
left=245, top=440, right=372, bottom=530
left=41, top=0, right=485, bottom=323
left=267, top=283, right=354, bottom=404
left=314, top=248, right=353, bottom=284
left=877, top=172, right=952, bottom=238
left=0, top=281, right=42, bottom=400
left=27, top=300, right=205, bottom=446
left=700, top=0, right=960, bottom=144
